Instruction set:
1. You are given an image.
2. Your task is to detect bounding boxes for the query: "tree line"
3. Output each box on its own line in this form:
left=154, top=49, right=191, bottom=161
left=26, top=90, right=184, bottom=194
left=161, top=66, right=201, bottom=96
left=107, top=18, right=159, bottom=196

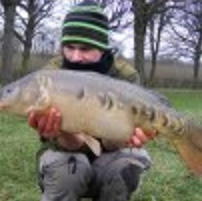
left=0, top=0, right=202, bottom=87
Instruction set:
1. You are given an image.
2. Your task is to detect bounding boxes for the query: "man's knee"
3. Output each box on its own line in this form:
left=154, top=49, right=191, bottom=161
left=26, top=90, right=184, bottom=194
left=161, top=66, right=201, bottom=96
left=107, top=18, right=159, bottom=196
left=38, top=149, right=93, bottom=201
left=92, top=149, right=151, bottom=201
left=104, top=157, right=144, bottom=191
left=120, top=148, right=152, bottom=169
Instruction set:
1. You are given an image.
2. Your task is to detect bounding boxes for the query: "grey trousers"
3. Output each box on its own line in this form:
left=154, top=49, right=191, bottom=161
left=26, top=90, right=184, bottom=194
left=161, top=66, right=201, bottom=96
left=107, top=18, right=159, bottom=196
left=38, top=148, right=151, bottom=201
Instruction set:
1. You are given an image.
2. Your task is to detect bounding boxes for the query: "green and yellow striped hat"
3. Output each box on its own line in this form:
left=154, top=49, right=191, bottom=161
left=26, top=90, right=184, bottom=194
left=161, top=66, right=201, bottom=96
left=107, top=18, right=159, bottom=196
left=61, top=1, right=109, bottom=51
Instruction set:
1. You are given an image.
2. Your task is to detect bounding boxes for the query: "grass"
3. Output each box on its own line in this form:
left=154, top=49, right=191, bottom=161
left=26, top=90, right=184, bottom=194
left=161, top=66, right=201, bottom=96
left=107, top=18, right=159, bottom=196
left=0, top=90, right=202, bottom=201
left=0, top=115, right=40, bottom=201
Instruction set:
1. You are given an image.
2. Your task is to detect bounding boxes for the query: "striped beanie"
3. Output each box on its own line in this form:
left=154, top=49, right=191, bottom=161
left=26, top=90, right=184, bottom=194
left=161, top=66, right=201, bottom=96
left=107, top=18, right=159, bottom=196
left=61, top=1, right=109, bottom=51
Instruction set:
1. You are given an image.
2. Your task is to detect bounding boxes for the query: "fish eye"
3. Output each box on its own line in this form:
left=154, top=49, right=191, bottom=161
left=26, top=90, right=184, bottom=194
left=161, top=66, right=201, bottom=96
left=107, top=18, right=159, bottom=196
left=6, top=88, right=12, bottom=93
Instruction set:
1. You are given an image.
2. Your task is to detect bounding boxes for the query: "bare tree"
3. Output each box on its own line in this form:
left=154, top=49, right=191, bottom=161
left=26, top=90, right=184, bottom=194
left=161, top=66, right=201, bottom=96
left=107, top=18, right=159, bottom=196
left=0, top=0, right=20, bottom=83
left=148, top=2, right=173, bottom=83
left=14, top=0, right=55, bottom=73
left=131, top=0, right=148, bottom=83
left=169, top=0, right=202, bottom=86
left=131, top=0, right=179, bottom=84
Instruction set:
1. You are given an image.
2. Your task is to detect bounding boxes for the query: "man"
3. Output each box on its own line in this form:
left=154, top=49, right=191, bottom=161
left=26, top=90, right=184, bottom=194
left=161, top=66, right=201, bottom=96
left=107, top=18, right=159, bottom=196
left=28, top=2, right=156, bottom=201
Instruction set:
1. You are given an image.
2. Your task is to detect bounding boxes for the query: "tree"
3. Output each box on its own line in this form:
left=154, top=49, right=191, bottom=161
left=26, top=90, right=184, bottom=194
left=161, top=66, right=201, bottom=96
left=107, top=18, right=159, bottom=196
left=132, top=0, right=148, bottom=83
left=0, top=0, right=20, bottom=83
left=148, top=1, right=173, bottom=83
left=169, top=0, right=202, bottom=86
left=15, top=0, right=55, bottom=73
left=131, top=0, right=178, bottom=84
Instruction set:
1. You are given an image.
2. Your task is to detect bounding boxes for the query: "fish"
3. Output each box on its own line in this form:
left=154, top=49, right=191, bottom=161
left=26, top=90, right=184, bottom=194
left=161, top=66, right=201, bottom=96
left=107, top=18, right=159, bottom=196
left=0, top=69, right=202, bottom=175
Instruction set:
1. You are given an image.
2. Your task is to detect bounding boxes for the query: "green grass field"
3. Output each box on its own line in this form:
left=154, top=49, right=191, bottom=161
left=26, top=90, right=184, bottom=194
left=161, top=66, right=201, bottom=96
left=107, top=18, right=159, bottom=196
left=0, top=90, right=202, bottom=201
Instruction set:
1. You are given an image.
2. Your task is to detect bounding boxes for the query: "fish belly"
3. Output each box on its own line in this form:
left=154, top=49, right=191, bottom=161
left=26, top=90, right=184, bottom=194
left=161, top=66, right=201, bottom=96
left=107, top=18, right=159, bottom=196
left=51, top=92, right=134, bottom=142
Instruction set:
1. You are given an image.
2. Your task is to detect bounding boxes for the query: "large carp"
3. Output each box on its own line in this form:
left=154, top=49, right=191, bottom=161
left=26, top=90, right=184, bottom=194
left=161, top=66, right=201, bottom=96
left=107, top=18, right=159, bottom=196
left=0, top=69, right=202, bottom=175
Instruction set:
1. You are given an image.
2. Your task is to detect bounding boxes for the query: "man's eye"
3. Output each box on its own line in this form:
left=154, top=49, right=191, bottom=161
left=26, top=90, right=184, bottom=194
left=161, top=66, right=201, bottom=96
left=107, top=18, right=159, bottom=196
left=80, top=47, right=90, bottom=51
left=65, top=45, right=74, bottom=50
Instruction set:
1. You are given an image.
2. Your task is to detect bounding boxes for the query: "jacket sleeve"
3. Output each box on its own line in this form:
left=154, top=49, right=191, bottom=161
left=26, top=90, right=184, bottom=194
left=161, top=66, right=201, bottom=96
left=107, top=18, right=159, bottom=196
left=42, top=55, right=62, bottom=70
left=109, top=57, right=141, bottom=84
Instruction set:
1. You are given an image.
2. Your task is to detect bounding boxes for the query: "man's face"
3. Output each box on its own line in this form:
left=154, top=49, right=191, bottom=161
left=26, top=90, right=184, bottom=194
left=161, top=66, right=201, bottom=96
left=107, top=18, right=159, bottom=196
left=62, top=43, right=103, bottom=64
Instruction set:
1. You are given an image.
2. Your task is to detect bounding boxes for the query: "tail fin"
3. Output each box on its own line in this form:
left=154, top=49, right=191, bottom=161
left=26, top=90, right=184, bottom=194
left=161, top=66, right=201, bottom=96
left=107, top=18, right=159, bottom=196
left=173, top=127, right=202, bottom=176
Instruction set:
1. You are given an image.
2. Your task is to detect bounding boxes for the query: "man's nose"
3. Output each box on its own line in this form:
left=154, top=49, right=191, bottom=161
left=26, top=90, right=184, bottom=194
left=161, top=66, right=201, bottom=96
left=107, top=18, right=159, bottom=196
left=71, top=50, right=83, bottom=62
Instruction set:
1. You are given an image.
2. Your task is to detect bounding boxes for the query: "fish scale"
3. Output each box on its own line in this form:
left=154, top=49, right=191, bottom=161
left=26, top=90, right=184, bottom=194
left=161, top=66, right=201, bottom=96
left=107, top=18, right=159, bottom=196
left=0, top=69, right=202, bottom=175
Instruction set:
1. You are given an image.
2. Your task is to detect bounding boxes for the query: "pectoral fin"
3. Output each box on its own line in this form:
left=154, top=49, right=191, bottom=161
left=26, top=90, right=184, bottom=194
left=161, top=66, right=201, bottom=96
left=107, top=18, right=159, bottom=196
left=83, top=135, right=102, bottom=156
left=27, top=74, right=52, bottom=112
left=26, top=86, right=51, bottom=114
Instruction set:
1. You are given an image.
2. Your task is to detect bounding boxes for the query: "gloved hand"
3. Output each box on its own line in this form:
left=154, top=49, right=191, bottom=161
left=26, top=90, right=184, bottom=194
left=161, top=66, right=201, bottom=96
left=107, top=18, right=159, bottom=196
left=27, top=107, right=62, bottom=139
left=127, top=128, right=157, bottom=147
left=27, top=107, right=86, bottom=150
